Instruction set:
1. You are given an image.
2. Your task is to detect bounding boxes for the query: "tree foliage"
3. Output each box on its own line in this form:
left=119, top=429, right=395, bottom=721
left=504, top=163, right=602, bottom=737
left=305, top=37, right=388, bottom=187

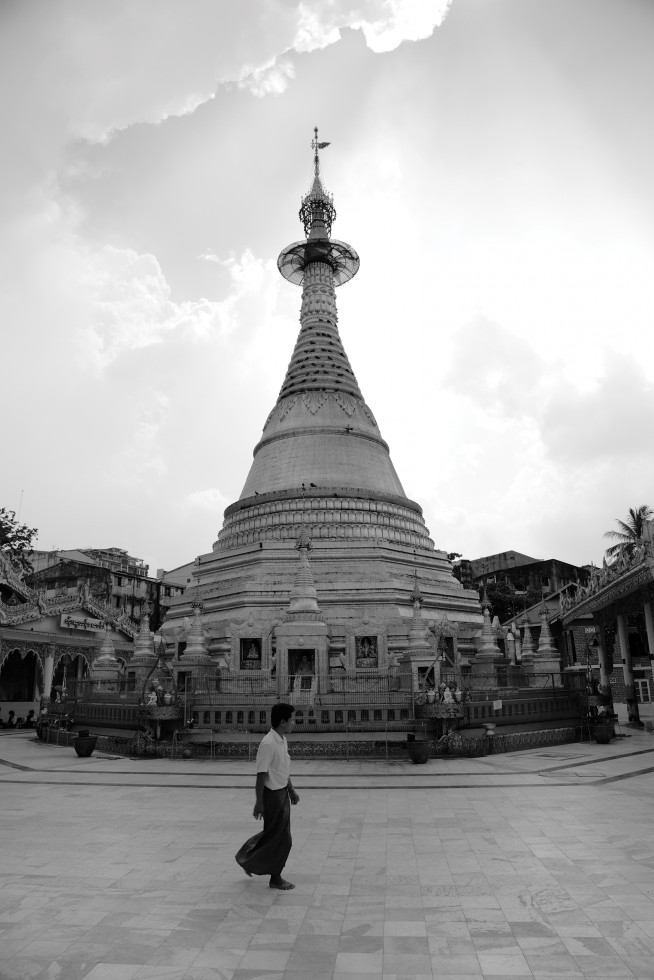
left=482, top=581, right=543, bottom=624
left=604, top=505, right=653, bottom=561
left=0, top=508, right=38, bottom=574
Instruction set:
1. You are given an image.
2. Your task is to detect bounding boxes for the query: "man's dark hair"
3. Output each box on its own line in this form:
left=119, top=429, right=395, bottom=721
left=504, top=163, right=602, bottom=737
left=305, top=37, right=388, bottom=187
left=271, top=702, right=294, bottom=728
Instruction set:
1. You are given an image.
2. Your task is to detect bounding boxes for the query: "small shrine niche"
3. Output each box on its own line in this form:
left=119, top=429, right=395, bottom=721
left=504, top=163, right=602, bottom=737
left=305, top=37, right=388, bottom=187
left=240, top=638, right=262, bottom=670
left=140, top=647, right=182, bottom=739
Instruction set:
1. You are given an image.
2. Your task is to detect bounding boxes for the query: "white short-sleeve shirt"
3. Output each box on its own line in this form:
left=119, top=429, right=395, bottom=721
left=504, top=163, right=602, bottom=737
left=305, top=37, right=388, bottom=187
left=256, top=728, right=290, bottom=790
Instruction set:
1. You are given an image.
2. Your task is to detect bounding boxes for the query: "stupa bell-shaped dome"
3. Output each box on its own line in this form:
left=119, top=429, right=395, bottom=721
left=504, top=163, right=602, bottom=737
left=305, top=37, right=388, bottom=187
left=236, top=129, right=409, bottom=510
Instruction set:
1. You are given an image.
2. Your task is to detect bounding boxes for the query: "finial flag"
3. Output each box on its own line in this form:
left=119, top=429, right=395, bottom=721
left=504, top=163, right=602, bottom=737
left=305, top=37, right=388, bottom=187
left=311, top=126, right=330, bottom=176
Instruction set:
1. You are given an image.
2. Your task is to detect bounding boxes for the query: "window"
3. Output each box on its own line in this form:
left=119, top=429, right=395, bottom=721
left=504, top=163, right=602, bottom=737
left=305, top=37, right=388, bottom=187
left=636, top=680, right=651, bottom=703
left=214, top=712, right=221, bottom=725
left=203, top=711, right=210, bottom=725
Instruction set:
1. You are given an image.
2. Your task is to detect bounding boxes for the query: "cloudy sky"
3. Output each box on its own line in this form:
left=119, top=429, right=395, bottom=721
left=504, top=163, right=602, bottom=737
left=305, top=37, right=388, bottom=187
left=1, top=0, right=652, bottom=575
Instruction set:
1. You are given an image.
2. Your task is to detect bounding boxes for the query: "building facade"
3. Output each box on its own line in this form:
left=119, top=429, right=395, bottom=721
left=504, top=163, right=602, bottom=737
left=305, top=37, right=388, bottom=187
left=560, top=524, right=654, bottom=723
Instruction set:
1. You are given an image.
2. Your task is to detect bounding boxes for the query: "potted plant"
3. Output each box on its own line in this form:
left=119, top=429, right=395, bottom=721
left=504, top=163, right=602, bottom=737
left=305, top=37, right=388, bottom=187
left=73, top=729, right=98, bottom=757
left=591, top=713, right=614, bottom=744
left=406, top=723, right=431, bottom=764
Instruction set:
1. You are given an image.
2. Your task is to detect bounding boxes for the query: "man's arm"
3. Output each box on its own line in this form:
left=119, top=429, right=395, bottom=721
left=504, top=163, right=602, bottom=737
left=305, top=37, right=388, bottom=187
left=287, top=778, right=300, bottom=805
left=253, top=771, right=267, bottom=819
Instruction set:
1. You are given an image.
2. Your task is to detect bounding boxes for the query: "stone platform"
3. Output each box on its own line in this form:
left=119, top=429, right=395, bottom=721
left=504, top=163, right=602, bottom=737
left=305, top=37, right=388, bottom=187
left=4, top=728, right=654, bottom=978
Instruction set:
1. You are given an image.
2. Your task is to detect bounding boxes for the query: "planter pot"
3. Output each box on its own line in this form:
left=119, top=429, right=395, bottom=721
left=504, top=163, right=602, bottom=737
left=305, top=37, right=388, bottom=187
left=592, top=725, right=613, bottom=744
left=73, top=735, right=98, bottom=758
left=407, top=740, right=430, bottom=764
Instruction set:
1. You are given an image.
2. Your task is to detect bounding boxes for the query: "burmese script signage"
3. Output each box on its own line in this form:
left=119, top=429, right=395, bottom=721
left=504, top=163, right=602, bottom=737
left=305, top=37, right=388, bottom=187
left=60, top=614, right=106, bottom=633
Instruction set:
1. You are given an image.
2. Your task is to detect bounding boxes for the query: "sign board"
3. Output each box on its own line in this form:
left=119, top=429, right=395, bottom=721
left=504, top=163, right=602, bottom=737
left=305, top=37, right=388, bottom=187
left=60, top=614, right=106, bottom=633
left=492, top=699, right=503, bottom=712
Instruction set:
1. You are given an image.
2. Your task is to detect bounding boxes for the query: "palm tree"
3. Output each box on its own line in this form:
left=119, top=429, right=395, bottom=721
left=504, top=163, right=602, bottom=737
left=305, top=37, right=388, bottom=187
left=604, top=505, right=653, bottom=561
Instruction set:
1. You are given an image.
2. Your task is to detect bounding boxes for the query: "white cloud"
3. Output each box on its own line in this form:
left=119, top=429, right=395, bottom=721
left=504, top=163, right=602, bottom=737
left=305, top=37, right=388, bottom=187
left=355, top=0, right=453, bottom=52
left=442, top=316, right=551, bottom=419
left=237, top=59, right=296, bottom=98
left=183, top=488, right=230, bottom=514
left=0, top=0, right=456, bottom=165
left=542, top=355, right=654, bottom=464
left=114, top=394, right=171, bottom=487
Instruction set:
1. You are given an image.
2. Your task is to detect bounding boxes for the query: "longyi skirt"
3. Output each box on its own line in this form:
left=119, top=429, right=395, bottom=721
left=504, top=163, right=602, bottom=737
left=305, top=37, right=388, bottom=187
left=235, top=786, right=292, bottom=877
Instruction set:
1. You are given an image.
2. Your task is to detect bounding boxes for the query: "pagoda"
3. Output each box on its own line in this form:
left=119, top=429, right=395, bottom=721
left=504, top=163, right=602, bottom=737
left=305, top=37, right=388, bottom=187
left=163, top=130, right=482, bottom=691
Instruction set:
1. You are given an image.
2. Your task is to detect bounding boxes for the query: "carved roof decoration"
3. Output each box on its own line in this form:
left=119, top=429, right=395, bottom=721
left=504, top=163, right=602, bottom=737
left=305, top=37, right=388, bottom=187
left=0, top=557, right=139, bottom=638
left=560, top=535, right=654, bottom=625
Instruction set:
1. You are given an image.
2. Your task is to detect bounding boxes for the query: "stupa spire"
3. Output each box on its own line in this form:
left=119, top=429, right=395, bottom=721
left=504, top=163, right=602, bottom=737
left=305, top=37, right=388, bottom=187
left=287, top=529, right=320, bottom=617
left=476, top=588, right=501, bottom=658
left=535, top=601, right=557, bottom=658
left=408, top=572, right=431, bottom=652
left=221, top=129, right=432, bottom=554
left=299, top=127, right=335, bottom=241
left=236, top=129, right=407, bottom=502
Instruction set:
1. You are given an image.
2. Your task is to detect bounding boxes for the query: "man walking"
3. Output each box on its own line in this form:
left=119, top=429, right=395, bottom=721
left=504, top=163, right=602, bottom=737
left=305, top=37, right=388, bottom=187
left=235, top=702, right=300, bottom=890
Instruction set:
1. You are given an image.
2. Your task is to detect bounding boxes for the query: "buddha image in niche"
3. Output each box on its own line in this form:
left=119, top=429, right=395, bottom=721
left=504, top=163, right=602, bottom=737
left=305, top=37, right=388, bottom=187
left=356, top=635, right=378, bottom=668
left=240, top=638, right=262, bottom=670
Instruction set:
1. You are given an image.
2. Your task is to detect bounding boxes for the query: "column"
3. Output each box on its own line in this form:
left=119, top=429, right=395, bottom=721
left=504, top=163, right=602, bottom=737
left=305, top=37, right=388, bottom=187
left=644, top=600, right=654, bottom=695
left=597, top=625, right=611, bottom=693
left=43, top=645, right=55, bottom=701
left=32, top=655, right=42, bottom=701
left=617, top=612, right=642, bottom=725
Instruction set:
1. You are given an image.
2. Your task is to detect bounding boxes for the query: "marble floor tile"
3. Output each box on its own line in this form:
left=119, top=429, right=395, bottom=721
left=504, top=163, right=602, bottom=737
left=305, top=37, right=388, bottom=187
left=5, top=739, right=654, bottom=979
left=430, top=954, right=482, bottom=974
left=476, top=951, right=531, bottom=974
left=334, top=950, right=384, bottom=972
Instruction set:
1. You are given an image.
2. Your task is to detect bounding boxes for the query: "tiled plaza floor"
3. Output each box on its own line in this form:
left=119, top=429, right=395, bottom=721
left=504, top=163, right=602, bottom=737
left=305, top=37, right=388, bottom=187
left=3, top=730, right=654, bottom=979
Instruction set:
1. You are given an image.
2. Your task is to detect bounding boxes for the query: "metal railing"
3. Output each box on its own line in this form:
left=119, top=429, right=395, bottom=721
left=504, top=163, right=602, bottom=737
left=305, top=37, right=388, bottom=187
left=461, top=670, right=584, bottom=694
left=196, top=671, right=412, bottom=704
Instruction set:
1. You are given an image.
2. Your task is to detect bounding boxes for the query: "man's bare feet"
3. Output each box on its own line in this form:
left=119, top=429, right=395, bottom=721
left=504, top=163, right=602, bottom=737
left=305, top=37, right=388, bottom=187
left=269, top=876, right=294, bottom=890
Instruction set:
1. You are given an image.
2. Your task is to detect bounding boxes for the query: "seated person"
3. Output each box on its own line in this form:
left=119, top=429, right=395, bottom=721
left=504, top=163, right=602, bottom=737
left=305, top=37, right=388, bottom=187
left=4, top=710, right=17, bottom=729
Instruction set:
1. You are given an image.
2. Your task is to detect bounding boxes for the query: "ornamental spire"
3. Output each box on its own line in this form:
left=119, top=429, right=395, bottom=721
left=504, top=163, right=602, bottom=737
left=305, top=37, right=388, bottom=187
left=299, top=126, right=336, bottom=240
left=312, top=125, right=330, bottom=178
left=279, top=127, right=359, bottom=286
